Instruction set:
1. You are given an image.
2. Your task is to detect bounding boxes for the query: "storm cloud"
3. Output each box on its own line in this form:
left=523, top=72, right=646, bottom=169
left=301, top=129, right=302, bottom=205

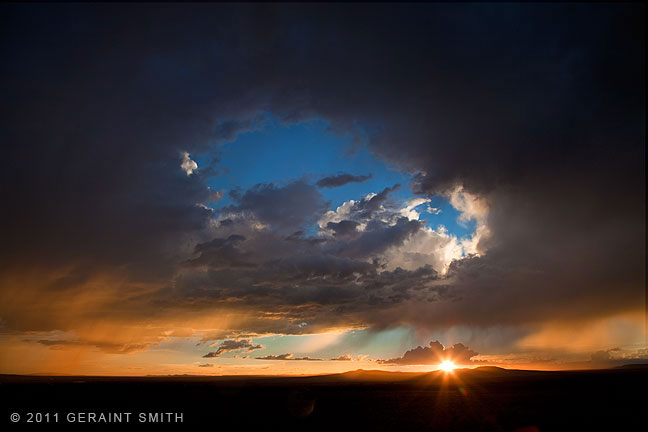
left=0, top=3, right=644, bottom=362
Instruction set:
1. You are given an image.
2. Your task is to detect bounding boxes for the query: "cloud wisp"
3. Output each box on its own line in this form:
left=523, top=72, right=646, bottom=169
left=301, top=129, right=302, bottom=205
left=316, top=173, right=373, bottom=188
left=203, top=339, right=264, bottom=358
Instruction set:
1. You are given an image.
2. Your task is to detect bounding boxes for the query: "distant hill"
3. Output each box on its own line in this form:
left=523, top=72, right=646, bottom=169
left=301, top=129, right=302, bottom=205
left=615, top=363, right=648, bottom=370
left=472, top=366, right=507, bottom=372
left=337, top=369, right=424, bottom=381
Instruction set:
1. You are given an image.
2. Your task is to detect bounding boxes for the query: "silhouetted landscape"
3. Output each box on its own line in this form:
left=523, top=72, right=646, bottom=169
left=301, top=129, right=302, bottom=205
left=3, top=366, right=647, bottom=431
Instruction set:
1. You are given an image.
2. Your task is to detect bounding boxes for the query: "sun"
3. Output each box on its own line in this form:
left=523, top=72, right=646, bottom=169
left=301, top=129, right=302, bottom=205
left=439, top=360, right=456, bottom=372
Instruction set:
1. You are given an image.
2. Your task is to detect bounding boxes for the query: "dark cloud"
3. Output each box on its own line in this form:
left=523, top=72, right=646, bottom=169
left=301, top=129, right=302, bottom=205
left=186, top=235, right=257, bottom=270
left=378, top=341, right=478, bottom=365
left=201, top=352, right=218, bottom=358
left=141, top=190, right=443, bottom=335
left=284, top=230, right=327, bottom=245
left=341, top=217, right=422, bottom=259
left=1, top=3, right=643, bottom=351
left=202, top=339, right=263, bottom=358
left=151, top=235, right=446, bottom=336
left=356, top=185, right=401, bottom=219
left=326, top=220, right=359, bottom=238
left=316, top=173, right=372, bottom=188
left=227, top=181, right=328, bottom=230
left=198, top=363, right=214, bottom=367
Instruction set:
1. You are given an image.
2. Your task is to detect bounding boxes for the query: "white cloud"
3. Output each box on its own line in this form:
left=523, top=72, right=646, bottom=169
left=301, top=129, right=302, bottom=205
left=318, top=199, right=370, bottom=233
left=381, top=225, right=464, bottom=273
left=315, top=188, right=491, bottom=275
left=400, top=197, right=430, bottom=220
left=446, top=186, right=490, bottom=256
left=446, top=186, right=489, bottom=224
left=180, top=152, right=198, bottom=175
left=379, top=188, right=490, bottom=273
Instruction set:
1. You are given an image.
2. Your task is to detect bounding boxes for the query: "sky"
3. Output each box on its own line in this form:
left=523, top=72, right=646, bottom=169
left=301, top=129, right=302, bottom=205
left=0, top=3, right=645, bottom=375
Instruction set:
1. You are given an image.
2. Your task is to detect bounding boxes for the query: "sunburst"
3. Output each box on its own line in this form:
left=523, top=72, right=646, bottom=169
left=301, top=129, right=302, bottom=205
left=439, top=360, right=456, bottom=372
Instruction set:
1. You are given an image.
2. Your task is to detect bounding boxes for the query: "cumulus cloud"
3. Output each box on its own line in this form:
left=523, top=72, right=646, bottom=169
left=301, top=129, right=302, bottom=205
left=380, top=224, right=463, bottom=273
left=356, top=185, right=401, bottom=220
left=139, top=180, right=464, bottom=337
left=378, top=341, right=479, bottom=365
left=399, top=198, right=431, bottom=220
left=318, top=186, right=423, bottom=238
left=152, top=203, right=458, bottom=337
left=316, top=173, right=372, bottom=188
left=180, top=152, right=198, bottom=176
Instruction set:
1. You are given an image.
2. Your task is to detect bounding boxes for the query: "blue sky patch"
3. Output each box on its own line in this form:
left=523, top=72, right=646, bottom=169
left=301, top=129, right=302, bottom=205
left=195, top=116, right=476, bottom=239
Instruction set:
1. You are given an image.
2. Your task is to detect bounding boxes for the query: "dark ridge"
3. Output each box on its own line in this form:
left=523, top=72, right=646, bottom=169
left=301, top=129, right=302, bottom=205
left=615, top=363, right=648, bottom=369
left=472, top=366, right=508, bottom=372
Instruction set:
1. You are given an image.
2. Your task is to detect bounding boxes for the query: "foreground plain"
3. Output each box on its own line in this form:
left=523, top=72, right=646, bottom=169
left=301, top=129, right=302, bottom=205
left=2, top=366, right=647, bottom=431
